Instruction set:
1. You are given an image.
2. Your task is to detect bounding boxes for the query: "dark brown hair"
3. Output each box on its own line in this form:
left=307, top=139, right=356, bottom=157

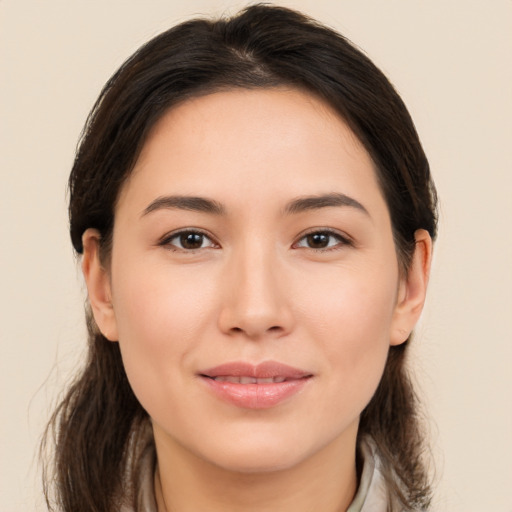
left=43, top=4, right=438, bottom=511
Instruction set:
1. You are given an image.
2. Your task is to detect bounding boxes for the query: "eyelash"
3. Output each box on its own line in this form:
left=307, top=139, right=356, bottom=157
left=159, top=229, right=218, bottom=252
left=159, top=228, right=352, bottom=252
left=293, top=229, right=352, bottom=252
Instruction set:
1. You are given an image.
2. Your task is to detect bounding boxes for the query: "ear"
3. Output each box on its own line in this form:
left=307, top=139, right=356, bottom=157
left=81, top=229, right=118, bottom=341
left=390, top=229, right=432, bottom=346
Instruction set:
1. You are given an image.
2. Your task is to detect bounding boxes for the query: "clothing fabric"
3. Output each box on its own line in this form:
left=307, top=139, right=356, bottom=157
left=124, top=437, right=389, bottom=511
left=347, top=440, right=388, bottom=512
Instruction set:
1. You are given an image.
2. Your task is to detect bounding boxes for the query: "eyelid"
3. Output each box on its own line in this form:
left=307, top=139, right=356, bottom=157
left=157, top=227, right=352, bottom=252
left=292, top=228, right=353, bottom=251
left=158, top=228, right=219, bottom=251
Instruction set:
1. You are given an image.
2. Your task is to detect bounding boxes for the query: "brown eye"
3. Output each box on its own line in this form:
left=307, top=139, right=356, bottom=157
left=163, top=230, right=216, bottom=251
left=306, top=233, right=330, bottom=248
left=180, top=232, right=205, bottom=249
left=294, top=230, right=350, bottom=251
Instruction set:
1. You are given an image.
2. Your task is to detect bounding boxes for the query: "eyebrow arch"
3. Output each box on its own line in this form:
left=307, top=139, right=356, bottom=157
left=284, top=193, right=370, bottom=216
left=141, top=195, right=226, bottom=217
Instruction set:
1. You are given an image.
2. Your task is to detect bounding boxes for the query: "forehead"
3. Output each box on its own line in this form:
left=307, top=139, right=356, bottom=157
left=118, top=87, right=385, bottom=215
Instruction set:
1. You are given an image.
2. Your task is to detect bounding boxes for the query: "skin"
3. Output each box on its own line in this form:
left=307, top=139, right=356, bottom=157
left=82, top=88, right=431, bottom=512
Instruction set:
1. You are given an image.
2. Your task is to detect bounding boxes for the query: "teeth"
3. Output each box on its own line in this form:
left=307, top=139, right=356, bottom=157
left=212, top=376, right=287, bottom=384
left=240, top=376, right=257, bottom=384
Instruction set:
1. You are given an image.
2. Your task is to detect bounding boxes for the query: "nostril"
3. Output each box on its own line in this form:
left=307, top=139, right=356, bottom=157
left=228, top=325, right=283, bottom=336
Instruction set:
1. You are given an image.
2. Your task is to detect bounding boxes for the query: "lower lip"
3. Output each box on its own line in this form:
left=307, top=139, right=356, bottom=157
left=200, top=377, right=310, bottom=409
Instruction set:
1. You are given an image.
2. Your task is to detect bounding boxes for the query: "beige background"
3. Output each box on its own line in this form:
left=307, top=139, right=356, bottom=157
left=1, top=0, right=511, bottom=510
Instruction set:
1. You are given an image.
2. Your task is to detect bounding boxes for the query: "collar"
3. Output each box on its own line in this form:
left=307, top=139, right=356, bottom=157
left=127, top=436, right=389, bottom=511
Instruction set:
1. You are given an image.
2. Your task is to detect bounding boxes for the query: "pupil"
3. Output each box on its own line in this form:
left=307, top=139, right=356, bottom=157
left=307, top=233, right=329, bottom=248
left=181, top=233, right=203, bottom=249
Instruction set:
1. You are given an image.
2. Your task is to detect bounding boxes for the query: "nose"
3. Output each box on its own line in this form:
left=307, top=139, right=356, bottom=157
left=218, top=245, right=294, bottom=340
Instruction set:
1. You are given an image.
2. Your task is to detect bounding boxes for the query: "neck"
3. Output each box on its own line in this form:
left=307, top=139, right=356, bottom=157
left=153, top=423, right=359, bottom=512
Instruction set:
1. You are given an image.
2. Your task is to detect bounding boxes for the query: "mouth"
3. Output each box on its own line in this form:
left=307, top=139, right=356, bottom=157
left=206, top=375, right=290, bottom=384
left=198, top=361, right=313, bottom=409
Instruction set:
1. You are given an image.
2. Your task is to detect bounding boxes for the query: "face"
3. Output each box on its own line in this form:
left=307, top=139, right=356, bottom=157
left=85, top=88, right=424, bottom=474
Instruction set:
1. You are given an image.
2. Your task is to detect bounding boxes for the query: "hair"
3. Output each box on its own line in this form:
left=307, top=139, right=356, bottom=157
left=43, top=4, right=438, bottom=511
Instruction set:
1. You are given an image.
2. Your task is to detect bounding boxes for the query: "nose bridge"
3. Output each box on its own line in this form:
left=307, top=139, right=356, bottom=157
left=219, top=237, right=291, bottom=338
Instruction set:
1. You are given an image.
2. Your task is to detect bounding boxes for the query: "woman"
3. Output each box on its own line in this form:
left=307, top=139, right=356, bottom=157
left=43, top=4, right=437, bottom=511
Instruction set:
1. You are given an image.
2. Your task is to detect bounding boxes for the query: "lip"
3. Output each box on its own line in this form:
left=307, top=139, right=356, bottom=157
left=198, top=361, right=313, bottom=409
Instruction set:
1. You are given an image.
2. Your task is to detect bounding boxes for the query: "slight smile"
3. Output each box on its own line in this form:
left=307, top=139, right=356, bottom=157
left=199, top=361, right=313, bottom=409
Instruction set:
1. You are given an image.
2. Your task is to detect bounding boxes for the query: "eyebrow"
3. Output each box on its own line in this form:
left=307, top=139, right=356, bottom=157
left=284, top=193, right=370, bottom=216
left=141, top=195, right=225, bottom=217
left=141, top=192, right=369, bottom=218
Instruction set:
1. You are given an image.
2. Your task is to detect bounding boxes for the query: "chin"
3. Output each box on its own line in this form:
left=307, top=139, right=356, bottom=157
left=213, top=451, right=304, bottom=474
left=195, top=433, right=317, bottom=474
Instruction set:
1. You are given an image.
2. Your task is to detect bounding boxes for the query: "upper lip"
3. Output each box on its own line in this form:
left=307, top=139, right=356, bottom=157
left=199, top=361, right=312, bottom=380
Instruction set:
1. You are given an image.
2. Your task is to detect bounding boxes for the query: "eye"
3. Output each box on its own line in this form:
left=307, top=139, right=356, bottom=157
left=160, top=230, right=217, bottom=251
left=294, top=230, right=351, bottom=251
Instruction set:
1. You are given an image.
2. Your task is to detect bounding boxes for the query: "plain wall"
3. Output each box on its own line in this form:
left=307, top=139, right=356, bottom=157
left=1, top=0, right=511, bottom=510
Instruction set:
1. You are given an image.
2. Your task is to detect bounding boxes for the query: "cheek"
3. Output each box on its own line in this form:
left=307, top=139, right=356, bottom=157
left=299, top=259, right=398, bottom=345
left=113, top=255, right=220, bottom=337
left=110, top=261, right=218, bottom=411
left=297, top=263, right=397, bottom=412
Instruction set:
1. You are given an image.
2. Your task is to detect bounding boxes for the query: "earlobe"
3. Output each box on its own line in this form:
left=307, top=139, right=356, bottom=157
left=390, top=229, right=432, bottom=346
left=82, top=229, right=118, bottom=342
